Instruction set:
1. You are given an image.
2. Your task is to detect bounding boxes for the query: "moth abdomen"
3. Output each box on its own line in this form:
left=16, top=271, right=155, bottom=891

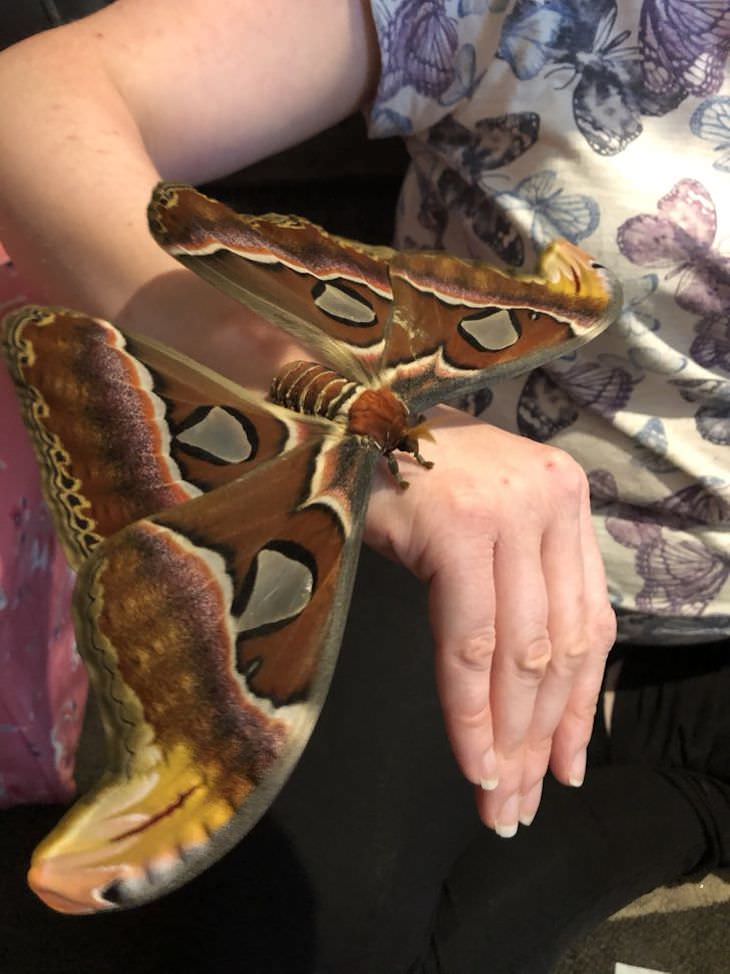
left=270, top=360, right=359, bottom=421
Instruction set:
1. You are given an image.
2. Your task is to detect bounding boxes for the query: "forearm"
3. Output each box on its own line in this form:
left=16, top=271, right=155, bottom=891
left=0, top=30, right=296, bottom=389
left=0, top=0, right=380, bottom=388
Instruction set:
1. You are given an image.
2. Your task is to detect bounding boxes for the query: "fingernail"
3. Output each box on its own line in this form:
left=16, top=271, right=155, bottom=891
left=495, top=792, right=519, bottom=838
left=519, top=780, right=542, bottom=827
left=569, top=750, right=586, bottom=788
left=480, top=747, right=499, bottom=791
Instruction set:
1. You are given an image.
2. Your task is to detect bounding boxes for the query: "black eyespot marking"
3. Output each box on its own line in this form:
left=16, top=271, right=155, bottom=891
left=100, top=880, right=126, bottom=906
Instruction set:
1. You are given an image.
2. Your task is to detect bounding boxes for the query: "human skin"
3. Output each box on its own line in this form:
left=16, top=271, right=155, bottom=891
left=0, top=0, right=616, bottom=837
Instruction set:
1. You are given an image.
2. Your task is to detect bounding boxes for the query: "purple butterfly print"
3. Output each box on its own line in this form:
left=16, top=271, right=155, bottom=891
left=419, top=113, right=541, bottom=255
left=425, top=166, right=526, bottom=265
left=639, top=0, right=730, bottom=101
left=555, top=358, right=639, bottom=416
left=517, top=357, right=638, bottom=440
left=564, top=12, right=646, bottom=156
left=651, top=481, right=730, bottom=528
left=671, top=375, right=730, bottom=445
left=606, top=516, right=730, bottom=615
left=589, top=469, right=730, bottom=528
left=414, top=169, right=449, bottom=249
left=691, top=313, right=730, bottom=374
left=618, top=179, right=730, bottom=317
left=695, top=403, right=730, bottom=445
left=517, top=371, right=579, bottom=441
left=456, top=386, right=494, bottom=417
left=377, top=0, right=459, bottom=101
left=587, top=468, right=619, bottom=507
left=438, top=44, right=487, bottom=106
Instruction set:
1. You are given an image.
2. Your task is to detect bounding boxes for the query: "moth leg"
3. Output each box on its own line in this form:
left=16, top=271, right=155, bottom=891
left=413, top=449, right=434, bottom=470
left=386, top=453, right=410, bottom=490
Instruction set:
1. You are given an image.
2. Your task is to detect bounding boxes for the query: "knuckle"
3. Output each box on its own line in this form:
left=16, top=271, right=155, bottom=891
left=526, top=732, right=553, bottom=757
left=513, top=634, right=552, bottom=681
left=441, top=483, right=495, bottom=535
left=452, top=626, right=497, bottom=672
left=543, top=448, right=588, bottom=500
left=590, top=604, right=618, bottom=654
left=552, top=638, right=589, bottom=675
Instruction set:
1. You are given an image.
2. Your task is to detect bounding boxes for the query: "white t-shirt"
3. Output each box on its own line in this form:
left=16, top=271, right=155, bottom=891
left=368, top=0, right=730, bottom=644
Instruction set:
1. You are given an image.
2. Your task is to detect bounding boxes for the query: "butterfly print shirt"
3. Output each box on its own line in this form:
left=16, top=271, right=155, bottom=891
left=369, top=0, right=730, bottom=644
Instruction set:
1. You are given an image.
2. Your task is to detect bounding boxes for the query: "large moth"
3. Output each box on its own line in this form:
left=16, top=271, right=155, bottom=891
left=2, top=182, right=622, bottom=914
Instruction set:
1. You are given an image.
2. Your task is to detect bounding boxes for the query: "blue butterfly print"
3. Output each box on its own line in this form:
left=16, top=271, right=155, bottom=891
left=371, top=107, right=414, bottom=137
left=690, top=97, right=730, bottom=173
left=632, top=417, right=677, bottom=473
left=495, top=170, right=599, bottom=248
left=438, top=44, right=488, bottom=106
left=497, top=0, right=615, bottom=81
left=499, top=2, right=686, bottom=153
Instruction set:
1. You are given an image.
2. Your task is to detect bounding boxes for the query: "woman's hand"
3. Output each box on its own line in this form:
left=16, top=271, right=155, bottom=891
left=365, top=404, right=616, bottom=836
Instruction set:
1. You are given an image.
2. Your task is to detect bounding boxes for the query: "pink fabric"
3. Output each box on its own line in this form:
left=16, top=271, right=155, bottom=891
left=0, top=248, right=87, bottom=807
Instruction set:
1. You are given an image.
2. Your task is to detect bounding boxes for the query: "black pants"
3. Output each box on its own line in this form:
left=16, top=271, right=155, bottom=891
left=2, top=551, right=729, bottom=974
left=412, top=641, right=730, bottom=974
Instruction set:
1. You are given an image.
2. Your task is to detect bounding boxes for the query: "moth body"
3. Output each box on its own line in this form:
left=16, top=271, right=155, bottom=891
left=270, top=360, right=429, bottom=483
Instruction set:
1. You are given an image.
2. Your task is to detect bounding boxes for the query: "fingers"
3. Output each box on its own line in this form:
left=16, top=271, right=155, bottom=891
left=466, top=454, right=613, bottom=838
left=549, top=501, right=616, bottom=786
left=480, top=530, right=550, bottom=835
left=430, top=538, right=499, bottom=790
left=364, top=410, right=616, bottom=839
left=518, top=467, right=589, bottom=806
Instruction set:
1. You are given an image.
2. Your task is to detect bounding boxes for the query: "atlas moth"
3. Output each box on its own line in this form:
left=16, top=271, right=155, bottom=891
left=2, top=182, right=621, bottom=913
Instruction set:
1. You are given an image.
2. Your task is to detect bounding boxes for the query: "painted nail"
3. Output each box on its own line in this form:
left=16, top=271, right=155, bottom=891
left=569, top=750, right=586, bottom=788
left=495, top=792, right=520, bottom=838
left=480, top=747, right=499, bottom=791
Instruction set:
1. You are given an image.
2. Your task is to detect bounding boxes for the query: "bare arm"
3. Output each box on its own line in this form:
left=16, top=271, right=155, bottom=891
left=0, top=0, right=380, bottom=385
